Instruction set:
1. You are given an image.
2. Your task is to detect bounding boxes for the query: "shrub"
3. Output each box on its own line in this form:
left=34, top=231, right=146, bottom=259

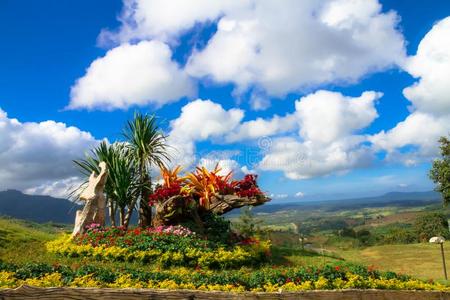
left=414, top=212, right=450, bottom=242
left=1, top=261, right=448, bottom=291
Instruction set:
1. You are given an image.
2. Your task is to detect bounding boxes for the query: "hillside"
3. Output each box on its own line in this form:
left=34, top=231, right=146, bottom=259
left=0, top=190, right=80, bottom=224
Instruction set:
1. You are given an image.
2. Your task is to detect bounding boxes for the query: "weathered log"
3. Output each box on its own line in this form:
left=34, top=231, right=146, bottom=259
left=209, top=195, right=271, bottom=215
left=72, top=162, right=108, bottom=237
left=151, top=194, right=270, bottom=228
left=1, top=286, right=450, bottom=300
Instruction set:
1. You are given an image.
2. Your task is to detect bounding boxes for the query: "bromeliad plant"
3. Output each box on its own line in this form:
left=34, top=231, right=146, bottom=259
left=148, top=164, right=269, bottom=229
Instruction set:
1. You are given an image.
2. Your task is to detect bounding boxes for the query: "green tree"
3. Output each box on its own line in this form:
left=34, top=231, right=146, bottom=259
left=430, top=136, right=450, bottom=205
left=123, top=112, right=169, bottom=227
left=73, top=142, right=139, bottom=228
left=233, top=206, right=263, bottom=239
left=414, top=212, right=450, bottom=242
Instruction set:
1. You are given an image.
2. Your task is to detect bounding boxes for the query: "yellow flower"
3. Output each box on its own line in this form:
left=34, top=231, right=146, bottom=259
left=23, top=273, right=63, bottom=288
left=70, top=274, right=101, bottom=288
left=0, top=271, right=17, bottom=288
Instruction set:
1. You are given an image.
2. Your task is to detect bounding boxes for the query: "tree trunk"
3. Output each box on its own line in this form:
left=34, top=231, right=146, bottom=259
left=119, top=206, right=126, bottom=226
left=108, top=200, right=116, bottom=227
left=138, top=171, right=152, bottom=227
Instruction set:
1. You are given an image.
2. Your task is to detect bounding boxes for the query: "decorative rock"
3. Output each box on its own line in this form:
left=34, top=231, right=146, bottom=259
left=71, top=162, right=108, bottom=237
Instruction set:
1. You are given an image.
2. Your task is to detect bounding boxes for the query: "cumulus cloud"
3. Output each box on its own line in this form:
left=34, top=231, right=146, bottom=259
left=166, top=99, right=244, bottom=167
left=0, top=108, right=100, bottom=197
left=295, top=90, right=381, bottom=144
left=69, top=40, right=194, bottom=110
left=371, top=17, right=450, bottom=164
left=225, top=114, right=297, bottom=143
left=198, top=157, right=243, bottom=178
left=186, top=0, right=405, bottom=96
left=99, top=0, right=250, bottom=44
left=259, top=91, right=380, bottom=179
left=403, top=17, right=450, bottom=115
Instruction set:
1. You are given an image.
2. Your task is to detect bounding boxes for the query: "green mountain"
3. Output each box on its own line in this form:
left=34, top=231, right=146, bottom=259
left=0, top=189, right=80, bottom=224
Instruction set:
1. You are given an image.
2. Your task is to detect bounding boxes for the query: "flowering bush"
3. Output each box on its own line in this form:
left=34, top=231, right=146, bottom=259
left=73, top=225, right=206, bottom=252
left=149, top=166, right=264, bottom=209
left=1, top=261, right=449, bottom=291
left=232, top=174, right=263, bottom=198
left=48, top=234, right=270, bottom=269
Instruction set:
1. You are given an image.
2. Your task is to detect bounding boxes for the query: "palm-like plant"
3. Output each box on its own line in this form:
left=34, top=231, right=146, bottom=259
left=73, top=141, right=139, bottom=228
left=123, top=112, right=169, bottom=226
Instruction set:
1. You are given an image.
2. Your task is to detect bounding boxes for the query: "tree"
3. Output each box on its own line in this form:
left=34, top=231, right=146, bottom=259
left=233, top=206, right=263, bottom=239
left=430, top=136, right=450, bottom=205
left=73, top=142, right=138, bottom=229
left=123, top=112, right=169, bottom=227
left=414, top=212, right=450, bottom=242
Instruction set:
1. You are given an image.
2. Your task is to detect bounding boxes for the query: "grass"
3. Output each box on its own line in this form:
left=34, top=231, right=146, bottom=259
left=2, top=216, right=449, bottom=283
left=340, top=243, right=450, bottom=281
left=0, top=217, right=337, bottom=273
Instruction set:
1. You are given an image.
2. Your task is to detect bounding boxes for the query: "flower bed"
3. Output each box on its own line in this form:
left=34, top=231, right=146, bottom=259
left=48, top=226, right=270, bottom=269
left=0, top=262, right=448, bottom=292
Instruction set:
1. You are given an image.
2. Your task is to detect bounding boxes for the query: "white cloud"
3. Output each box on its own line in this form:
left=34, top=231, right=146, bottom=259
left=186, top=0, right=405, bottom=97
left=295, top=192, right=305, bottom=198
left=259, top=91, right=379, bottom=179
left=270, top=193, right=288, bottom=199
left=403, top=17, right=450, bottom=115
left=370, top=112, right=450, bottom=165
left=69, top=40, right=194, bottom=110
left=198, top=157, right=243, bottom=178
left=25, top=177, right=83, bottom=199
left=0, top=108, right=100, bottom=197
left=259, top=136, right=373, bottom=179
left=99, top=0, right=251, bottom=44
left=371, top=17, right=450, bottom=164
left=167, top=99, right=244, bottom=167
left=295, top=90, right=381, bottom=144
left=225, top=114, right=297, bottom=143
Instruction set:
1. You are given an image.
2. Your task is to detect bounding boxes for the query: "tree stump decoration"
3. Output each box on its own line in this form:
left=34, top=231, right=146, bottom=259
left=72, top=161, right=108, bottom=237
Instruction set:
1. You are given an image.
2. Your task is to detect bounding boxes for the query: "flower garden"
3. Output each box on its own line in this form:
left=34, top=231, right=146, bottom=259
left=1, top=261, right=449, bottom=291
left=1, top=114, right=449, bottom=296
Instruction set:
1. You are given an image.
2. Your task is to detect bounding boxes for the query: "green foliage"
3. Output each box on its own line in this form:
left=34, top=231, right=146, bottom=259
left=233, top=206, right=263, bottom=239
left=202, top=213, right=233, bottom=245
left=0, top=260, right=414, bottom=289
left=414, top=212, right=450, bottom=242
left=430, top=135, right=450, bottom=205
left=73, top=142, right=140, bottom=227
left=123, top=112, right=169, bottom=226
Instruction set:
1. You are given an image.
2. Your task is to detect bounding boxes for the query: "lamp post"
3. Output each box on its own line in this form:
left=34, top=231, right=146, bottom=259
left=429, top=236, right=448, bottom=280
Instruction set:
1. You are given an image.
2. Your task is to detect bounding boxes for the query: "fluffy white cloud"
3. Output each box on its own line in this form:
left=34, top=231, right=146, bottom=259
left=403, top=17, right=450, bottom=115
left=25, top=177, right=83, bottom=199
left=186, top=0, right=405, bottom=96
left=69, top=40, right=194, bottom=110
left=0, top=108, right=100, bottom=197
left=259, top=91, right=379, bottom=179
left=167, top=99, right=244, bottom=167
left=371, top=17, right=450, bottom=164
left=198, top=157, right=243, bottom=177
left=259, top=136, right=373, bottom=179
left=99, top=0, right=250, bottom=44
left=370, top=113, right=450, bottom=165
left=295, top=90, right=381, bottom=144
left=225, top=114, right=297, bottom=143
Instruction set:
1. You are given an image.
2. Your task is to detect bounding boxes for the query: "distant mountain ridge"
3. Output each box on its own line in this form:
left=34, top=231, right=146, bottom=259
left=0, top=189, right=80, bottom=224
left=0, top=189, right=443, bottom=223
left=236, top=190, right=443, bottom=215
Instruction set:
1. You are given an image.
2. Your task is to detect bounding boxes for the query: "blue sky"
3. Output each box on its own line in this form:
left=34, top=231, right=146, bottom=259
left=0, top=0, right=449, bottom=201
